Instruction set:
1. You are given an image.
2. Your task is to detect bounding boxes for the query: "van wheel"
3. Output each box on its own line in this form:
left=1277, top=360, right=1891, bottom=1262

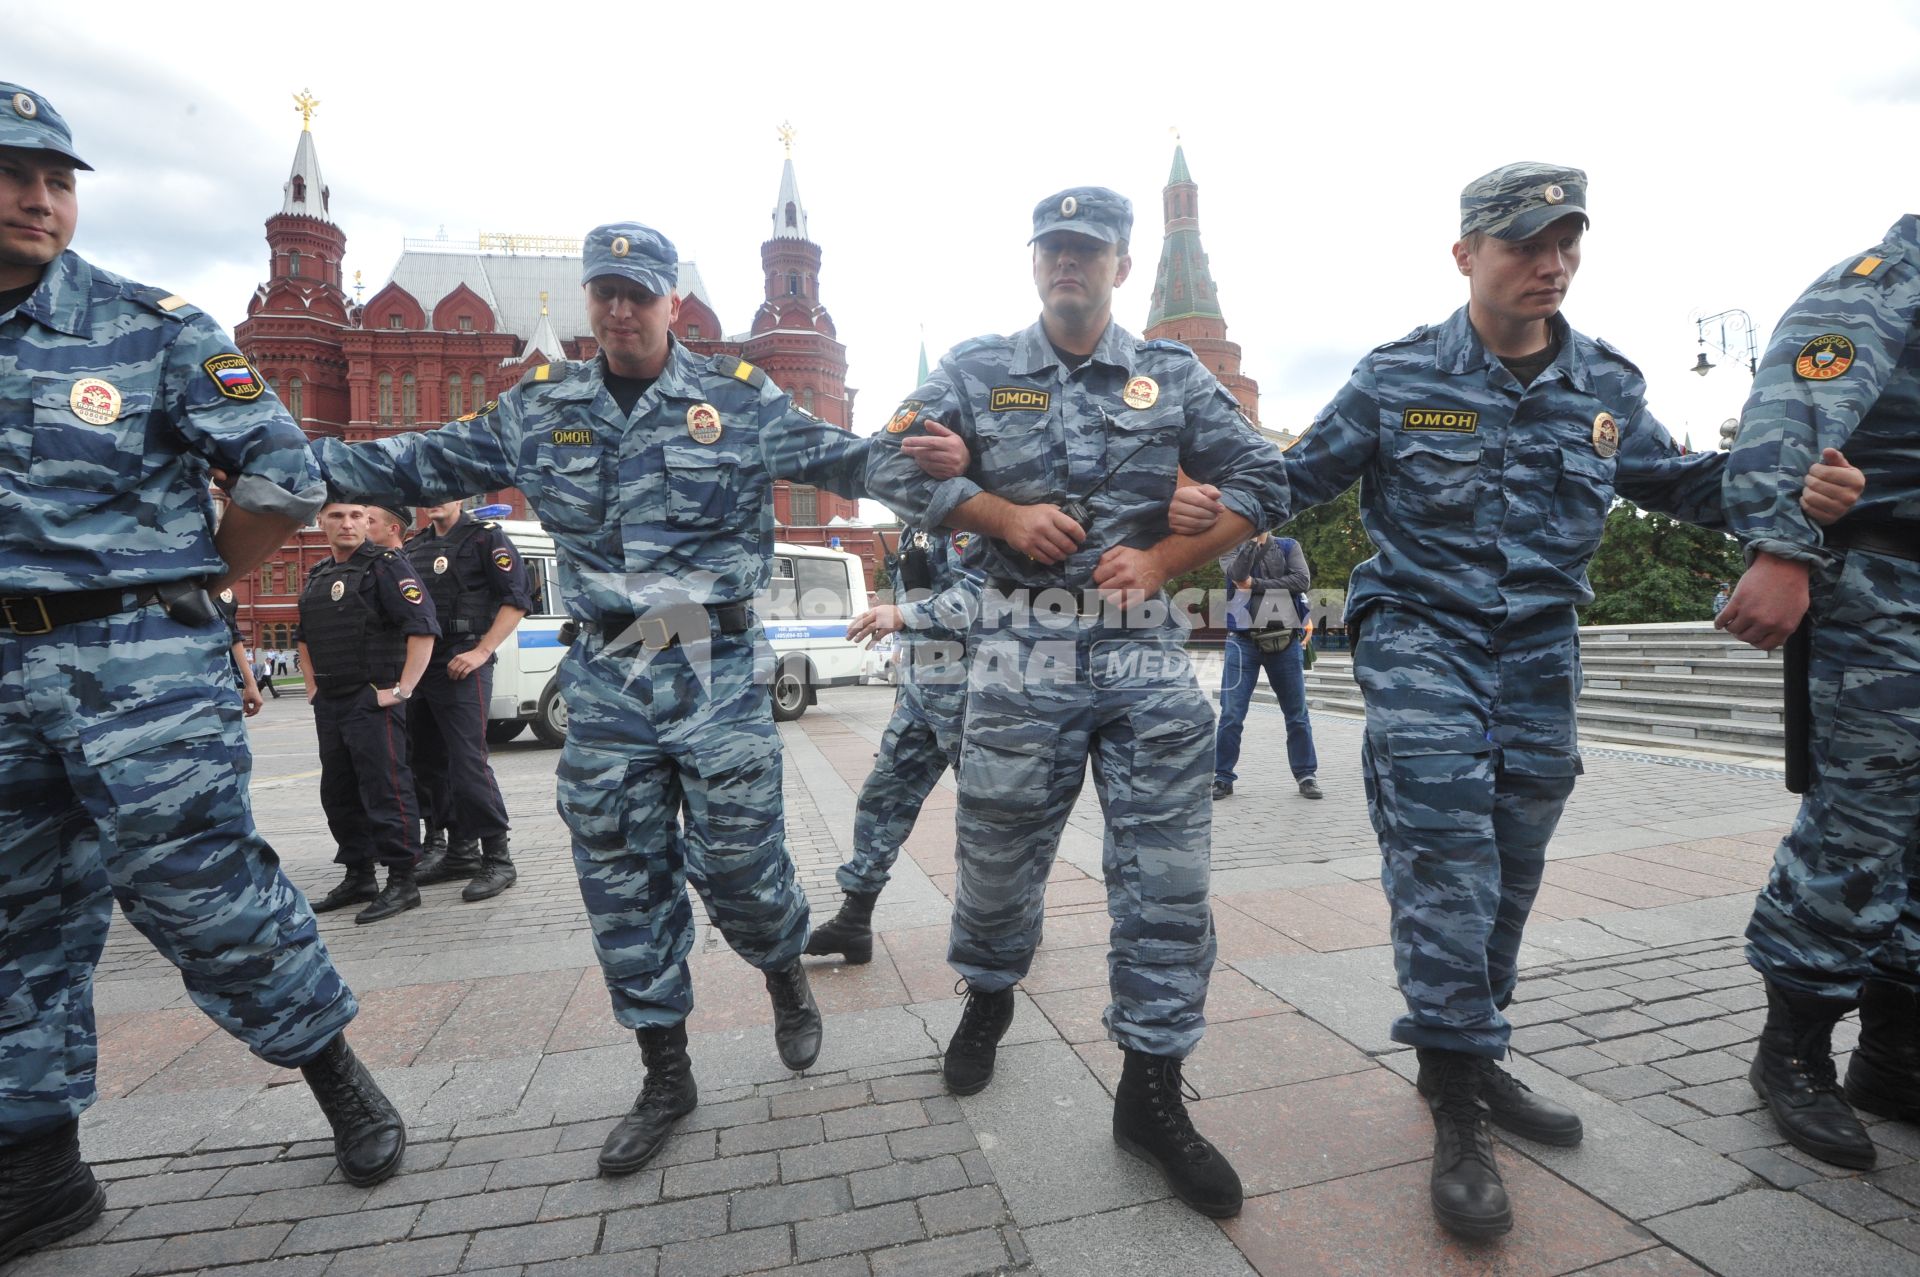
left=485, top=719, right=527, bottom=745
left=771, top=658, right=810, bottom=722
left=530, top=679, right=568, bottom=747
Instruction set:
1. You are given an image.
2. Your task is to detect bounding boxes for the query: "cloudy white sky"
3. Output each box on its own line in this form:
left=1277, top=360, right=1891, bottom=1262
left=16, top=1, right=1920, bottom=451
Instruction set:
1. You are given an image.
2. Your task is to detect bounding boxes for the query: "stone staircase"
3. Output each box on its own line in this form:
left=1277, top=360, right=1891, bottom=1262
left=1295, top=621, right=1786, bottom=763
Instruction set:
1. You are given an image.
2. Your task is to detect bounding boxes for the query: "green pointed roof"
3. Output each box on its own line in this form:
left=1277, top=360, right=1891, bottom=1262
left=1146, top=147, right=1221, bottom=328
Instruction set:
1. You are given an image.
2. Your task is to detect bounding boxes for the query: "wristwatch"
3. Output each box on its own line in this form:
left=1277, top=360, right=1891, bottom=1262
left=391, top=685, right=412, bottom=701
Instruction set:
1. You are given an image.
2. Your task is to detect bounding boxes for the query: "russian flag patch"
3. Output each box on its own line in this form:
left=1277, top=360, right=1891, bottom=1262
left=203, top=353, right=264, bottom=402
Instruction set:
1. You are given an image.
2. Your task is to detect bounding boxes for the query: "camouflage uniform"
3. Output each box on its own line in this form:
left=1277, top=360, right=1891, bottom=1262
left=868, top=279, right=1288, bottom=1056
left=1283, top=167, right=1725, bottom=1060
left=1733, top=216, right=1920, bottom=997
left=839, top=529, right=981, bottom=896
left=0, top=245, right=355, bottom=1141
left=312, top=225, right=870, bottom=1029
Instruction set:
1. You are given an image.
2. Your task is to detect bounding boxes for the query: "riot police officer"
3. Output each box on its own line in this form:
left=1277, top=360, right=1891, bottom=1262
left=298, top=503, right=439, bottom=924
left=0, top=84, right=402, bottom=1265
left=867, top=186, right=1287, bottom=1219
left=405, top=499, right=532, bottom=899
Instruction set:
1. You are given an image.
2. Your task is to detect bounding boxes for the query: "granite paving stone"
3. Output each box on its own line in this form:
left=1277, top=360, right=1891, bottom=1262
left=1652, top=1188, right=1920, bottom=1277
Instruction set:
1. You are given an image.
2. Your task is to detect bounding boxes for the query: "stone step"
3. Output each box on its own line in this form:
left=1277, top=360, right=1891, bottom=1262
left=1580, top=655, right=1788, bottom=681
left=1301, top=669, right=1782, bottom=724
left=1579, top=668, right=1781, bottom=701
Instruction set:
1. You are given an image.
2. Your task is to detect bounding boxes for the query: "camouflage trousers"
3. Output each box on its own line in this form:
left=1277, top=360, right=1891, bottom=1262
left=556, top=625, right=808, bottom=1029
left=1748, top=549, right=1920, bottom=997
left=0, top=608, right=357, bottom=1145
left=952, top=603, right=1216, bottom=1059
left=1355, top=606, right=1583, bottom=1059
left=842, top=642, right=968, bottom=897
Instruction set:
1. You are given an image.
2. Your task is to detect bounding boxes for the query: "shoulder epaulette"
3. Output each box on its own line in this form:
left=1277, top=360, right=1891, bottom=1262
left=1141, top=337, right=1193, bottom=356
left=1591, top=335, right=1644, bottom=375
left=126, top=284, right=196, bottom=321
left=1845, top=242, right=1906, bottom=284
left=518, top=361, right=570, bottom=388
left=478, top=520, right=501, bottom=531
left=1371, top=324, right=1432, bottom=354
left=711, top=355, right=768, bottom=389
left=950, top=333, right=1008, bottom=360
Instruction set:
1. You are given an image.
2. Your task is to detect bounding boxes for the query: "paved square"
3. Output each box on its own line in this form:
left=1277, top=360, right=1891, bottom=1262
left=32, top=686, right=1920, bottom=1275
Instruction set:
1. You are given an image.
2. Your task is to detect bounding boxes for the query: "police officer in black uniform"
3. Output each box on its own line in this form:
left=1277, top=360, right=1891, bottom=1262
left=211, top=583, right=267, bottom=716
left=404, top=498, right=532, bottom=899
left=298, top=503, right=439, bottom=924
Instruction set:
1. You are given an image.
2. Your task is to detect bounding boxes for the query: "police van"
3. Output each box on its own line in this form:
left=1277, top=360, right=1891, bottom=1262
left=483, top=523, right=869, bottom=746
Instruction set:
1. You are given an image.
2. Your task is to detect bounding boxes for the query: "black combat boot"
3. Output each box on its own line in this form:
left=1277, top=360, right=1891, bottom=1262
left=415, top=830, right=482, bottom=885
left=1751, top=981, right=1876, bottom=1168
left=1474, top=1058, right=1584, bottom=1146
left=355, top=863, right=421, bottom=924
left=1112, top=1048, right=1244, bottom=1218
left=0, top=1120, right=105, bottom=1264
left=805, top=890, right=879, bottom=964
left=1846, top=979, right=1920, bottom=1122
left=311, top=864, right=378, bottom=913
left=764, top=960, right=823, bottom=1071
left=462, top=834, right=518, bottom=902
left=943, top=980, right=1015, bottom=1095
left=1417, top=1049, right=1512, bottom=1239
left=299, top=1034, right=406, bottom=1186
left=599, top=1023, right=699, bottom=1176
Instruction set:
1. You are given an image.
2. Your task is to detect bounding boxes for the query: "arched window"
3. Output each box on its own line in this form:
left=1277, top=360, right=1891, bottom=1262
left=401, top=373, right=417, bottom=424
left=471, top=374, right=486, bottom=410
left=289, top=376, right=303, bottom=422
left=448, top=375, right=463, bottom=418
left=377, top=372, right=393, bottom=424
left=686, top=323, right=701, bottom=340
left=787, top=272, right=800, bottom=296
left=458, top=315, right=473, bottom=332
left=785, top=202, right=797, bottom=228
left=801, top=388, right=814, bottom=412
left=288, top=250, right=301, bottom=277
left=291, top=176, right=306, bottom=203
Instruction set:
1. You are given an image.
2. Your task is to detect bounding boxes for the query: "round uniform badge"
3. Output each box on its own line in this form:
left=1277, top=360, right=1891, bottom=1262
left=11, top=92, right=36, bottom=120
left=1060, top=195, right=1078, bottom=218
left=1122, top=376, right=1160, bottom=410
left=432, top=555, right=449, bottom=575
left=493, top=549, right=514, bottom=572
left=1794, top=334, right=1855, bottom=381
left=329, top=580, right=345, bottom=602
left=69, top=378, right=122, bottom=426
left=1544, top=184, right=1566, bottom=205
left=1592, top=411, right=1620, bottom=459
left=610, top=236, right=631, bottom=258
left=687, top=403, right=723, bottom=444
left=219, top=588, right=234, bottom=604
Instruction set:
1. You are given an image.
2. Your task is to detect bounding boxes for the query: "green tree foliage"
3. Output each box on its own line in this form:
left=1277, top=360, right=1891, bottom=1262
left=1583, top=502, right=1743, bottom=624
left=1277, top=482, right=1372, bottom=591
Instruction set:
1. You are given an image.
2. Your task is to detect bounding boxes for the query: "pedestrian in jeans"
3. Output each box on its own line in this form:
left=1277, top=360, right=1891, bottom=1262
left=1212, top=532, right=1321, bottom=800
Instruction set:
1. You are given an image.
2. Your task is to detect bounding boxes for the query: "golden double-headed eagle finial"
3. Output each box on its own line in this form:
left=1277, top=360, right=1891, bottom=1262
left=294, top=89, right=320, bottom=131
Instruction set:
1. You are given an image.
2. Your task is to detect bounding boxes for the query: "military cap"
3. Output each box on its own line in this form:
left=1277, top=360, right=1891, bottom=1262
left=1460, top=162, right=1588, bottom=241
left=581, top=222, right=677, bottom=294
left=372, top=502, right=413, bottom=529
left=0, top=82, right=91, bottom=170
left=1029, top=187, right=1132, bottom=246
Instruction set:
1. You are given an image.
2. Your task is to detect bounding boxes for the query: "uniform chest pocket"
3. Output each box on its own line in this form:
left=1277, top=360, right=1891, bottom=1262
left=533, top=445, right=606, bottom=530
left=1549, top=447, right=1618, bottom=546
left=28, top=377, right=154, bottom=490
left=1388, top=435, right=1485, bottom=522
left=1100, top=407, right=1182, bottom=506
left=662, top=442, right=741, bottom=529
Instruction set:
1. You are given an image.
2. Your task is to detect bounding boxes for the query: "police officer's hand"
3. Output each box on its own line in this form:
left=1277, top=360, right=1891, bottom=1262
left=1715, top=552, right=1810, bottom=652
left=1168, top=483, right=1226, bottom=536
left=848, top=604, right=905, bottom=645
left=375, top=686, right=406, bottom=708
left=1800, top=448, right=1863, bottom=526
left=1093, top=546, right=1168, bottom=607
left=900, top=420, right=970, bottom=480
left=240, top=681, right=264, bottom=716
left=446, top=648, right=490, bottom=680
left=1006, top=504, right=1086, bottom=564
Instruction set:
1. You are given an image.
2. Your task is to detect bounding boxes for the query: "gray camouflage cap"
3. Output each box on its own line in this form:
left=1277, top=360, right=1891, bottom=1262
left=0, top=82, right=91, bottom=170
left=581, top=222, right=677, bottom=293
left=1460, top=162, right=1588, bottom=241
left=1029, top=187, right=1133, bottom=246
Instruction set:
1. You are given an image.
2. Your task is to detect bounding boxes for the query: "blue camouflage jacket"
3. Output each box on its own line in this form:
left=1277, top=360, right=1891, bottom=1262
left=1284, top=306, right=1725, bottom=635
left=1, top=251, right=324, bottom=593
left=866, top=319, right=1287, bottom=590
left=1725, top=213, right=1920, bottom=563
left=312, top=339, right=868, bottom=622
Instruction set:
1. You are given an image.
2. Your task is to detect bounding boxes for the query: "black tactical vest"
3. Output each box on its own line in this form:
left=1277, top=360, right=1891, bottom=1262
left=300, top=550, right=406, bottom=692
left=406, top=519, right=497, bottom=641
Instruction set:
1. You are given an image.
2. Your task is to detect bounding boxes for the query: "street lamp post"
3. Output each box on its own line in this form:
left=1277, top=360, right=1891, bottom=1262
left=1690, top=309, right=1759, bottom=448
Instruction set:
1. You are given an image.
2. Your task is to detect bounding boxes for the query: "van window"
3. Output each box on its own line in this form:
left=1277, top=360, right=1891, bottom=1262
left=795, top=557, right=852, bottom=618
left=524, top=556, right=564, bottom=617
left=764, top=556, right=798, bottom=620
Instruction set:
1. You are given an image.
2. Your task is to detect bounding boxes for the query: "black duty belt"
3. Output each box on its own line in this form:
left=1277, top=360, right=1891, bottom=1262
left=1, top=586, right=163, bottom=636
left=1828, top=521, right=1920, bottom=564
left=584, top=601, right=754, bottom=650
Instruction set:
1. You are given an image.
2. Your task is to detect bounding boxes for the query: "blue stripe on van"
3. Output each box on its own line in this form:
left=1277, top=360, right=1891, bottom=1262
left=765, top=621, right=853, bottom=641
